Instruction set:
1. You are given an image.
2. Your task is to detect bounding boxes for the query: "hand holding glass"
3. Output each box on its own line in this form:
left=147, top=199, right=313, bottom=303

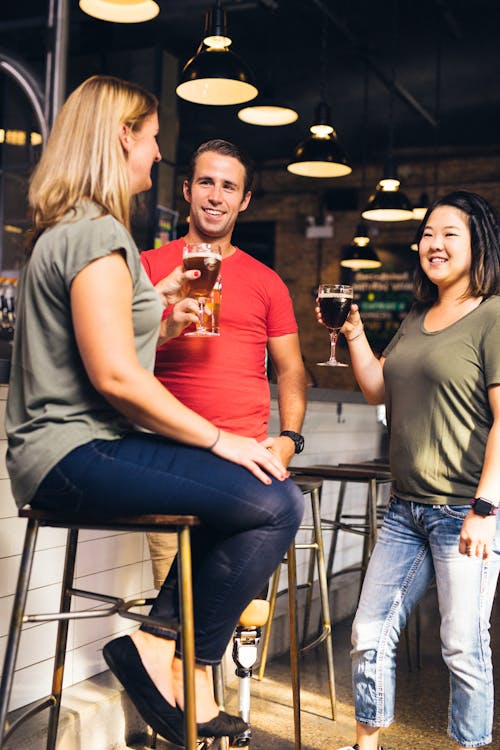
left=316, top=284, right=353, bottom=366
left=182, top=243, right=222, bottom=336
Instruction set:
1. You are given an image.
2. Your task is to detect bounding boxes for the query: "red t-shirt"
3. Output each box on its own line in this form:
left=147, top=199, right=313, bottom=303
left=141, top=238, right=298, bottom=440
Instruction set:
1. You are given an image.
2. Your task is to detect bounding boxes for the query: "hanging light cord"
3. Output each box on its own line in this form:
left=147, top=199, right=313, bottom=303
left=320, top=12, right=328, bottom=103
left=433, top=12, right=442, bottom=198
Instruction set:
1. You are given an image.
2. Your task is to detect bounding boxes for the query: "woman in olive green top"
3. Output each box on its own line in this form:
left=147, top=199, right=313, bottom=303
left=335, top=191, right=500, bottom=750
left=5, top=75, right=303, bottom=746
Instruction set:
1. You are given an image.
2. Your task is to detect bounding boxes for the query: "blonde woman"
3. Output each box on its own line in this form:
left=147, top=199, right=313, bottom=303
left=6, top=75, right=304, bottom=745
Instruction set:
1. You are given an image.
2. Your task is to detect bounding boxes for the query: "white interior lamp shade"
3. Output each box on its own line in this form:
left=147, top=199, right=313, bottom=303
left=238, top=101, right=298, bottom=126
left=79, top=0, right=159, bottom=23
left=176, top=47, right=258, bottom=106
left=340, top=243, right=382, bottom=270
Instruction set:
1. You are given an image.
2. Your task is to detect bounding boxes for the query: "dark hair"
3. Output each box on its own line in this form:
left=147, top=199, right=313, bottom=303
left=413, top=190, right=500, bottom=305
left=186, top=139, right=254, bottom=194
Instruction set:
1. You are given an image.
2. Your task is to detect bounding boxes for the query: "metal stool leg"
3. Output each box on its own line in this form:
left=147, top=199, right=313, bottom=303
left=0, top=518, right=40, bottom=747
left=325, top=480, right=347, bottom=584
left=286, top=542, right=301, bottom=750
left=178, top=524, right=197, bottom=750
left=256, top=566, right=280, bottom=681
left=46, top=528, right=79, bottom=749
left=303, top=485, right=336, bottom=720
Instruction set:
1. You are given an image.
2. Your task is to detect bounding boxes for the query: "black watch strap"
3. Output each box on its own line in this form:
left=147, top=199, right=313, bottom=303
left=280, top=430, right=305, bottom=454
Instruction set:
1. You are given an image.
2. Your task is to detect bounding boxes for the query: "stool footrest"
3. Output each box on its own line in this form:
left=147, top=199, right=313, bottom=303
left=300, top=624, right=332, bottom=655
left=3, top=695, right=56, bottom=743
left=23, top=589, right=178, bottom=635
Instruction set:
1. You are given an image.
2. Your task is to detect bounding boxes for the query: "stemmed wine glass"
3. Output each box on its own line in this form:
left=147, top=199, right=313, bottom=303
left=316, top=284, right=353, bottom=366
left=182, top=243, right=222, bottom=336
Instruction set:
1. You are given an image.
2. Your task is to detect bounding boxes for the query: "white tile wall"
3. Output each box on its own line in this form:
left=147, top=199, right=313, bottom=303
left=0, top=388, right=388, bottom=713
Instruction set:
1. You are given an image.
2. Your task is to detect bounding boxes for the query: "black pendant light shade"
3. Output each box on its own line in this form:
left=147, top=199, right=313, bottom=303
left=362, top=161, right=413, bottom=222
left=238, top=94, right=298, bottom=126
left=352, top=220, right=370, bottom=247
left=341, top=243, right=382, bottom=270
left=176, top=1, right=258, bottom=106
left=177, top=48, right=258, bottom=105
left=412, top=192, right=429, bottom=220
left=287, top=101, right=351, bottom=177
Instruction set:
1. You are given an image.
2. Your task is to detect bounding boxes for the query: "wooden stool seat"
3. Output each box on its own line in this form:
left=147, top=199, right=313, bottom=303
left=0, top=506, right=201, bottom=750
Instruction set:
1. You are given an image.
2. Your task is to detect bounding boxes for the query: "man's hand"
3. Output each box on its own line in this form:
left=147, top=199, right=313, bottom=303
left=266, top=435, right=296, bottom=469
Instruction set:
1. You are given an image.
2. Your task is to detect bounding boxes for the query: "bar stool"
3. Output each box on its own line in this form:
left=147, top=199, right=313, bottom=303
left=291, top=464, right=391, bottom=644
left=257, top=477, right=336, bottom=721
left=0, top=506, right=201, bottom=750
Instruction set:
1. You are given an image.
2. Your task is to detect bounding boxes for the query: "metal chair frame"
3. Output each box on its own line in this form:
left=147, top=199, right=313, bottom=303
left=0, top=507, right=201, bottom=750
left=257, top=478, right=336, bottom=722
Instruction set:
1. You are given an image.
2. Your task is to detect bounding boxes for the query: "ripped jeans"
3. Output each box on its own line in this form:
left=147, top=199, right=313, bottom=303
left=351, top=496, right=500, bottom=748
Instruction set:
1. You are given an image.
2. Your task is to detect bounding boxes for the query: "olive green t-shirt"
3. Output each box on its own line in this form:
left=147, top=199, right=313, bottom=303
left=6, top=201, right=162, bottom=506
left=383, top=296, right=500, bottom=504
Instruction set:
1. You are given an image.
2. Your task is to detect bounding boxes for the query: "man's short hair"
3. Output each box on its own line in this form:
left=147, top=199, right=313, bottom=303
left=186, top=139, right=254, bottom=194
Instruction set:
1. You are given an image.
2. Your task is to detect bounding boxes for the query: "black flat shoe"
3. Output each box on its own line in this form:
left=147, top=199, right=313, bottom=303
left=197, top=710, right=249, bottom=738
left=103, top=635, right=184, bottom=746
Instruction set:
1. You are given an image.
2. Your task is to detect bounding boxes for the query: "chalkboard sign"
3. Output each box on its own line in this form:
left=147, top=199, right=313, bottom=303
left=341, top=244, right=418, bottom=355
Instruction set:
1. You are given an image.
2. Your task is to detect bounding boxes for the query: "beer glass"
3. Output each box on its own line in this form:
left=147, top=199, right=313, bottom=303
left=182, top=243, right=222, bottom=336
left=316, top=284, right=353, bottom=366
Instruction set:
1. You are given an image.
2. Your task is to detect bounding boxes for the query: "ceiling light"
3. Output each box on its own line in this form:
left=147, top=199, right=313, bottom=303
left=176, top=2, right=258, bottom=106
left=412, top=192, right=429, bottom=221
left=238, top=99, right=298, bottom=127
left=287, top=101, right=351, bottom=178
left=79, top=0, right=159, bottom=23
left=341, top=243, right=382, bottom=270
left=352, top=220, right=370, bottom=247
left=362, top=160, right=413, bottom=222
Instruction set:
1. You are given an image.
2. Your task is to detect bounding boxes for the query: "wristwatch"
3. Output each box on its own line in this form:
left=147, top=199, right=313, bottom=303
left=280, top=430, right=305, bottom=454
left=470, top=497, right=499, bottom=517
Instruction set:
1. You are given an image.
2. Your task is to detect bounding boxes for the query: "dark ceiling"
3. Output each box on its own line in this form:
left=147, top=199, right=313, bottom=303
left=2, top=0, right=500, bottom=171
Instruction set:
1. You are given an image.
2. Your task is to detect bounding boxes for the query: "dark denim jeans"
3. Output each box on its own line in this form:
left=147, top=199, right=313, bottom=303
left=32, top=433, right=304, bottom=664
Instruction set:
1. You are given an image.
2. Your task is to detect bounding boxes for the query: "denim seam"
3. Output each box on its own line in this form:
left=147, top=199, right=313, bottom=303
left=447, top=558, right=493, bottom=748
left=374, top=542, right=428, bottom=725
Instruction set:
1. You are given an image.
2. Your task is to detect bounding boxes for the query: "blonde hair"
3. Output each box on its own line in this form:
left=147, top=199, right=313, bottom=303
left=27, top=75, right=158, bottom=251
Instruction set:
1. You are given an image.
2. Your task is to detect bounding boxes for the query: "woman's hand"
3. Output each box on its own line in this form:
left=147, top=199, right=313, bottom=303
left=211, top=432, right=290, bottom=485
left=340, top=303, right=364, bottom=341
left=159, top=298, right=200, bottom=343
left=459, top=510, right=497, bottom=559
left=155, top=265, right=200, bottom=307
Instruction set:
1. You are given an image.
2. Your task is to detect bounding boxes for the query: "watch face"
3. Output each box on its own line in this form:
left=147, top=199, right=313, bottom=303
left=473, top=497, right=495, bottom=516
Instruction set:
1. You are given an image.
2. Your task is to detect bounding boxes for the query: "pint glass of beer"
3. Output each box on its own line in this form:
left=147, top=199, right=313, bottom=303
left=182, top=243, right=222, bottom=336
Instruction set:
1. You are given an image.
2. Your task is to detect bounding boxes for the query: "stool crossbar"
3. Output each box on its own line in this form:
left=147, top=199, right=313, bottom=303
left=0, top=507, right=201, bottom=750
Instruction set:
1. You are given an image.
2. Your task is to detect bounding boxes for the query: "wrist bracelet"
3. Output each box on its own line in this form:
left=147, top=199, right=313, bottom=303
left=346, top=327, right=364, bottom=342
left=207, top=428, right=221, bottom=451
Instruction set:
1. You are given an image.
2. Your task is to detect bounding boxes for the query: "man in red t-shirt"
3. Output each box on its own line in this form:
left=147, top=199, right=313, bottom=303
left=142, top=139, right=307, bottom=586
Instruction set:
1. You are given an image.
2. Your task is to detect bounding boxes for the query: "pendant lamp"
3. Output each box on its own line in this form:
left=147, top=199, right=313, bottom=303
left=287, top=15, right=350, bottom=178
left=238, top=96, right=298, bottom=126
left=362, top=160, right=413, bottom=222
left=237, top=7, right=298, bottom=127
left=352, top=220, right=371, bottom=247
left=287, top=100, right=351, bottom=177
left=341, top=243, right=382, bottom=270
left=412, top=192, right=429, bottom=220
left=176, top=1, right=258, bottom=106
left=79, top=0, right=159, bottom=23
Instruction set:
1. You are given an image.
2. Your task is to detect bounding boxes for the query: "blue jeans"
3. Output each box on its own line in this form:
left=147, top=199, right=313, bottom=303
left=32, top=433, right=304, bottom=665
left=351, top=497, right=500, bottom=748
